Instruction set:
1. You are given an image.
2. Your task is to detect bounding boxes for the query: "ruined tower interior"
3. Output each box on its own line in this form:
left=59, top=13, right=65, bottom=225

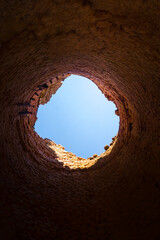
left=0, top=0, right=160, bottom=239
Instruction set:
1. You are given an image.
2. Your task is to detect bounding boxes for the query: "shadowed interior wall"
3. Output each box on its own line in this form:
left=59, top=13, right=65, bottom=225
left=0, top=0, right=160, bottom=239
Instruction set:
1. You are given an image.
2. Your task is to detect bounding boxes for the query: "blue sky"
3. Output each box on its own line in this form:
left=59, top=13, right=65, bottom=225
left=35, top=75, right=119, bottom=158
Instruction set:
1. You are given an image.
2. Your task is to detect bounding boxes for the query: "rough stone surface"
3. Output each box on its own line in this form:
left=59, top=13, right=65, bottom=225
left=0, top=0, right=160, bottom=240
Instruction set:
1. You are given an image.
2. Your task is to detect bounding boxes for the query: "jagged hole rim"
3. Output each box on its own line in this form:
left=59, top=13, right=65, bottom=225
left=22, top=72, right=123, bottom=170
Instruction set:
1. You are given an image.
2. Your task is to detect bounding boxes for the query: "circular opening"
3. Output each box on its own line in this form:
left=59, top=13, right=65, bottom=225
left=33, top=74, right=119, bottom=167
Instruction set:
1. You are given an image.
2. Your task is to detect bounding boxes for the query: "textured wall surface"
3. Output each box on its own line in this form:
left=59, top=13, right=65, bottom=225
left=0, top=0, right=160, bottom=239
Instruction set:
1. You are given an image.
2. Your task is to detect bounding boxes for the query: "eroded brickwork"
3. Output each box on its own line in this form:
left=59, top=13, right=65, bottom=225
left=0, top=1, right=160, bottom=239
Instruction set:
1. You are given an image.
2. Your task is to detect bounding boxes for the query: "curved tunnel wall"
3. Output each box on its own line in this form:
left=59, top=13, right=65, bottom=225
left=0, top=1, right=160, bottom=239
